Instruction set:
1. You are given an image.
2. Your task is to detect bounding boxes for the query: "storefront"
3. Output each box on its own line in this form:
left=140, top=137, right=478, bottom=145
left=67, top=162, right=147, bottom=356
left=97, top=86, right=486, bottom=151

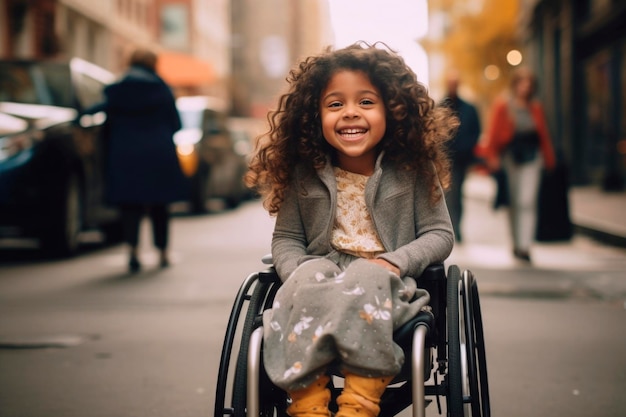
left=156, top=51, right=216, bottom=96
left=528, top=0, right=625, bottom=189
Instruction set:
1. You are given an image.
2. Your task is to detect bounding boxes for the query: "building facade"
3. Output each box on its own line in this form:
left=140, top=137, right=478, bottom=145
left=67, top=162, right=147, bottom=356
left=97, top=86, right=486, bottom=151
left=1, top=0, right=231, bottom=98
left=1, top=0, right=60, bottom=58
left=230, top=0, right=332, bottom=116
left=522, top=0, right=626, bottom=189
left=1, top=0, right=331, bottom=112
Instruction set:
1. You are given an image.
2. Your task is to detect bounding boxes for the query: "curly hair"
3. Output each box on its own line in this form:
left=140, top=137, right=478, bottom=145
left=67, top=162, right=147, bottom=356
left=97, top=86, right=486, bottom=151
left=245, top=42, right=458, bottom=215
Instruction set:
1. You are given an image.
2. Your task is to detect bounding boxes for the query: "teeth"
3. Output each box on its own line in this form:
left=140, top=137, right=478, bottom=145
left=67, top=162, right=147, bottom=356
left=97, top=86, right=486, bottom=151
left=339, top=128, right=366, bottom=135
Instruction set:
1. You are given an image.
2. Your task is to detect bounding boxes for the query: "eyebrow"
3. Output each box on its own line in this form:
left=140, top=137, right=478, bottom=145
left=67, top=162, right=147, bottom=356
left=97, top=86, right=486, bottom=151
left=322, top=89, right=381, bottom=102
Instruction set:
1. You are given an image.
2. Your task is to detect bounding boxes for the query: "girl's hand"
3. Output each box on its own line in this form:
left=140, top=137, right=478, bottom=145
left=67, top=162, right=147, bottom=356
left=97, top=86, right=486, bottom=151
left=368, top=258, right=400, bottom=276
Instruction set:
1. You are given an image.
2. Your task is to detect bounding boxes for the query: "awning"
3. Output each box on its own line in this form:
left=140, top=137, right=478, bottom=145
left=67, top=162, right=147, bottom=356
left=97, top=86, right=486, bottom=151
left=156, top=51, right=216, bottom=87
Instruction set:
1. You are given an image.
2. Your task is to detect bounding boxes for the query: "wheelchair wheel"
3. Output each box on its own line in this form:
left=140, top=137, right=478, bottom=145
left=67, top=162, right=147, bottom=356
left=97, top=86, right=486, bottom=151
left=473, top=282, right=490, bottom=412
left=446, top=266, right=490, bottom=417
left=463, top=270, right=490, bottom=417
left=231, top=280, right=287, bottom=417
left=446, top=264, right=464, bottom=416
left=215, top=273, right=261, bottom=417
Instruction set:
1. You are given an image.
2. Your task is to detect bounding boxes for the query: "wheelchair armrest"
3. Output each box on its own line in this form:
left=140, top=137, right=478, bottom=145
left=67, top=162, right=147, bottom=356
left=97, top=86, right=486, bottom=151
left=417, top=263, right=445, bottom=312
left=258, top=263, right=446, bottom=291
left=258, top=267, right=281, bottom=284
left=419, top=263, right=445, bottom=281
left=259, top=254, right=280, bottom=283
left=416, top=264, right=445, bottom=297
left=416, top=263, right=447, bottom=354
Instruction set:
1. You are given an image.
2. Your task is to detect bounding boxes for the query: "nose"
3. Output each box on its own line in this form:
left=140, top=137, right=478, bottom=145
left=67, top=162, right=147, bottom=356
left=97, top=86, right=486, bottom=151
left=343, top=104, right=360, bottom=119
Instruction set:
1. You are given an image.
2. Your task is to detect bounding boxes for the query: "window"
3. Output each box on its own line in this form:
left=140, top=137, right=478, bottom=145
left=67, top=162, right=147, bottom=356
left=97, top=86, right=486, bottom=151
left=0, top=62, right=73, bottom=107
left=583, top=49, right=611, bottom=183
left=160, top=4, right=189, bottom=50
left=617, top=40, right=626, bottom=182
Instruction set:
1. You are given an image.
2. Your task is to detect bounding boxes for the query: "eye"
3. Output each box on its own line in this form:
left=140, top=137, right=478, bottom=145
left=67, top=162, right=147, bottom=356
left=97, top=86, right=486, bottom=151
left=360, top=98, right=375, bottom=106
left=327, top=101, right=343, bottom=108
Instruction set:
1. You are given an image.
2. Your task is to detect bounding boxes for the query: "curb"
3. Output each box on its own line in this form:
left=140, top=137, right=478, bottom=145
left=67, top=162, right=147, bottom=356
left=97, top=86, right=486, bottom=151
left=574, top=224, right=626, bottom=249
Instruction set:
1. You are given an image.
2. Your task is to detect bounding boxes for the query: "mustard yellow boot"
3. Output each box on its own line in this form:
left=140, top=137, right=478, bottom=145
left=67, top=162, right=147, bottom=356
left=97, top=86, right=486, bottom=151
left=286, top=375, right=331, bottom=417
left=335, top=373, right=394, bottom=417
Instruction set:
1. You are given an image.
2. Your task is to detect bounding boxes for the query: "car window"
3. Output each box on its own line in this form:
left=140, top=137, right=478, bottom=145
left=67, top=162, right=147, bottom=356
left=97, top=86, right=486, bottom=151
left=203, top=110, right=226, bottom=134
left=0, top=62, right=73, bottom=107
left=176, top=97, right=229, bottom=134
left=70, top=58, right=114, bottom=110
left=73, top=71, right=107, bottom=109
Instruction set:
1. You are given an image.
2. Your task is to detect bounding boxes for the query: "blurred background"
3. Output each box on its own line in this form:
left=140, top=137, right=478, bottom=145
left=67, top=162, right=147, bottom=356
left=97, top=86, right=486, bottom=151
left=1, top=0, right=625, bottom=189
left=1, top=2, right=626, bottom=417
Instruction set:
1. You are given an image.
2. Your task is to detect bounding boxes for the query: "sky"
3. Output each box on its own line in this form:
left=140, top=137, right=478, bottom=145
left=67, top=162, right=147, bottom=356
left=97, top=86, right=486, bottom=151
left=327, top=0, right=430, bottom=83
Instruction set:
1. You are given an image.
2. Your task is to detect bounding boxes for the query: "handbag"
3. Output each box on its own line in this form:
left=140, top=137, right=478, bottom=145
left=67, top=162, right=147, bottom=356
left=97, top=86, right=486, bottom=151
left=492, top=169, right=509, bottom=209
left=508, top=130, right=539, bottom=164
left=535, top=162, right=573, bottom=241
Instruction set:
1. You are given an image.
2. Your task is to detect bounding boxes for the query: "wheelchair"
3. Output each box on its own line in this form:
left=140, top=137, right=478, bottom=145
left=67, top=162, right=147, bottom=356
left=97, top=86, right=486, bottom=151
left=215, top=256, right=490, bottom=417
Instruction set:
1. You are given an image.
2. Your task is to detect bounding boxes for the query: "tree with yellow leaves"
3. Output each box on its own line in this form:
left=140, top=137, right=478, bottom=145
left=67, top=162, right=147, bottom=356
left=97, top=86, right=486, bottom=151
left=425, top=0, right=521, bottom=113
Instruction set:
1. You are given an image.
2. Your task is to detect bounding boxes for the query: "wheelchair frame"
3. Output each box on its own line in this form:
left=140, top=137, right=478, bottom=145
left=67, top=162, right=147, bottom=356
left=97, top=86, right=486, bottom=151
left=215, top=261, right=490, bottom=417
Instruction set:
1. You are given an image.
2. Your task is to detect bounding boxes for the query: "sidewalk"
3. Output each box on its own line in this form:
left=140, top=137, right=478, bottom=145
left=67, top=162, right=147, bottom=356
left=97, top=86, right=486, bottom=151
left=456, top=173, right=626, bottom=302
left=569, top=186, right=626, bottom=248
left=463, top=172, right=626, bottom=248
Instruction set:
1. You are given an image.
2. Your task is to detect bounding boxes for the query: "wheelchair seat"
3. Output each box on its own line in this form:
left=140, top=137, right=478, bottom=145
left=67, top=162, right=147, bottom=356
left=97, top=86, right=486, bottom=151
left=393, top=310, right=435, bottom=351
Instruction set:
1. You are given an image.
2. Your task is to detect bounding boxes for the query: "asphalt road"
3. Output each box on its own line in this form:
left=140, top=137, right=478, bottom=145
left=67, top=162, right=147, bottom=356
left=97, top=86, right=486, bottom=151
left=1, top=198, right=625, bottom=417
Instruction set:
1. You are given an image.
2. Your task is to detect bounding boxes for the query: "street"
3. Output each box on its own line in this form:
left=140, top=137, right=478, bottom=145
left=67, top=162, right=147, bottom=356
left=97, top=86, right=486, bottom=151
left=1, top=193, right=626, bottom=417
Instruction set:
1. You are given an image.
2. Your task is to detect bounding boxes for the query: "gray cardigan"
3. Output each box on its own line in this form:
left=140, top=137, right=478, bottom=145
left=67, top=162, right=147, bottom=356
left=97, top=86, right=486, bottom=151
left=272, top=154, right=454, bottom=281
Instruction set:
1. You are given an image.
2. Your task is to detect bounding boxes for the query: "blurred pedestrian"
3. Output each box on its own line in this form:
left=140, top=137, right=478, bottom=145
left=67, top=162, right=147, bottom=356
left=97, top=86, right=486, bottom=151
left=482, top=66, right=556, bottom=262
left=82, top=47, right=187, bottom=272
left=440, top=70, right=481, bottom=243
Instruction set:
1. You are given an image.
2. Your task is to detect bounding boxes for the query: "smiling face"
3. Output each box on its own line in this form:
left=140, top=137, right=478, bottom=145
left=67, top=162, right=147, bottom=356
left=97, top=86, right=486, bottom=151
left=319, top=70, right=386, bottom=175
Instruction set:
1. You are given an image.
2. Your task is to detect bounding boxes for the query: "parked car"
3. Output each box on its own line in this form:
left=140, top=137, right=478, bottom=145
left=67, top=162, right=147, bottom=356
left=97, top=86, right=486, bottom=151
left=174, top=96, right=252, bottom=212
left=0, top=57, right=122, bottom=256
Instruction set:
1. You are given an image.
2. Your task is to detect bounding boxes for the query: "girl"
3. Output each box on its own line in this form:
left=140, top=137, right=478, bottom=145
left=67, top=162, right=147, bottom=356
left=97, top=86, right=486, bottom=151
left=482, top=66, right=556, bottom=262
left=245, top=43, right=457, bottom=417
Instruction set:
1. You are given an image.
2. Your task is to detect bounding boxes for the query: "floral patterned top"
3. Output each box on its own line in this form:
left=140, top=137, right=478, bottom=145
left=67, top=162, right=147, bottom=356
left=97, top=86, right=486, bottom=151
left=331, top=167, right=385, bottom=259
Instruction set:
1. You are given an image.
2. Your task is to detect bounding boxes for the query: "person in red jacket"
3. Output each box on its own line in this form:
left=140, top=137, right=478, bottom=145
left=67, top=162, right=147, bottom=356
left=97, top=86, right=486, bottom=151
left=482, top=66, right=556, bottom=262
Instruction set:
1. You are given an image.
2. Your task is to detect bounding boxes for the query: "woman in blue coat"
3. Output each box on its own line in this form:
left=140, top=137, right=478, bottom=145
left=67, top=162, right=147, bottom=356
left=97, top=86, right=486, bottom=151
left=85, top=47, right=187, bottom=272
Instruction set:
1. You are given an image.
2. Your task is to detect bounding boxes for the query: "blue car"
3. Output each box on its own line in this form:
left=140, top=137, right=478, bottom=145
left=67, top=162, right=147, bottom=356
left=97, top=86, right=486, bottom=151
left=0, top=58, right=122, bottom=256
